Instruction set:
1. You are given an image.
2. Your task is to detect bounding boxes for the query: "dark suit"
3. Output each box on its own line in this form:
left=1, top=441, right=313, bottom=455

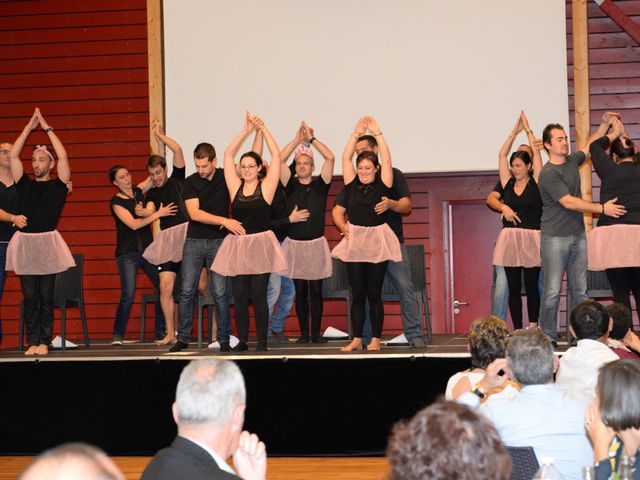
left=142, top=436, right=241, bottom=480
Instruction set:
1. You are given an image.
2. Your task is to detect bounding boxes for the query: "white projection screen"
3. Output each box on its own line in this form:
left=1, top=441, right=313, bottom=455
left=163, top=0, right=570, bottom=173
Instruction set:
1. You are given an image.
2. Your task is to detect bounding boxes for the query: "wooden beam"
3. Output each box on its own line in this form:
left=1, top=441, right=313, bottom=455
left=573, top=0, right=593, bottom=231
left=147, top=0, right=164, bottom=156
left=594, top=0, right=640, bottom=45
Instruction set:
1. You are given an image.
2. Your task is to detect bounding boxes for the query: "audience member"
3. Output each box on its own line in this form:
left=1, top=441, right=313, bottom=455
left=142, top=359, right=266, bottom=480
left=606, top=303, right=640, bottom=360
left=387, top=400, right=511, bottom=480
left=556, top=300, right=619, bottom=405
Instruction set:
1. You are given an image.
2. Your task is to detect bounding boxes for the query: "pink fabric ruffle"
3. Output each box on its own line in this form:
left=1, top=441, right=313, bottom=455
left=492, top=228, right=541, bottom=268
left=6, top=230, right=76, bottom=275
left=282, top=236, right=332, bottom=280
left=211, top=230, right=288, bottom=276
left=143, top=222, right=188, bottom=265
left=588, top=224, right=640, bottom=271
left=331, top=223, right=401, bottom=263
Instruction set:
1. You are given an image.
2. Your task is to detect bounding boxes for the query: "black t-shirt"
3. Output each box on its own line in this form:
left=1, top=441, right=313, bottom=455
left=0, top=182, right=18, bottom=242
left=270, top=183, right=290, bottom=242
left=386, top=168, right=410, bottom=243
left=285, top=175, right=330, bottom=240
left=110, top=187, right=153, bottom=256
left=16, top=174, right=67, bottom=233
left=493, top=177, right=542, bottom=230
left=183, top=169, right=229, bottom=240
left=145, top=166, right=188, bottom=230
left=334, top=175, right=391, bottom=227
left=232, top=180, right=270, bottom=234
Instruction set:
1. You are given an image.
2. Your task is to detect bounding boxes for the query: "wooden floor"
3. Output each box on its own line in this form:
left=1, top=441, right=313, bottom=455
left=0, top=456, right=389, bottom=480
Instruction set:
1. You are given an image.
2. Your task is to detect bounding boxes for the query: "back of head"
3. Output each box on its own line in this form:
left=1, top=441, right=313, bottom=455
left=506, top=329, right=554, bottom=386
left=468, top=315, right=509, bottom=369
left=20, top=443, right=124, bottom=480
left=597, top=360, right=640, bottom=431
left=570, top=300, right=609, bottom=340
left=606, top=303, right=632, bottom=341
left=611, top=136, right=636, bottom=161
left=146, top=154, right=167, bottom=169
left=175, top=359, right=246, bottom=429
left=387, top=400, right=511, bottom=480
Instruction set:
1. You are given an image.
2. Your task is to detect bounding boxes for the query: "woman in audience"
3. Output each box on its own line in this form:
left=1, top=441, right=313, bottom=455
left=585, top=360, right=640, bottom=479
left=490, top=111, right=543, bottom=329
left=605, top=303, right=640, bottom=360
left=445, top=315, right=517, bottom=400
left=387, top=400, right=512, bottom=480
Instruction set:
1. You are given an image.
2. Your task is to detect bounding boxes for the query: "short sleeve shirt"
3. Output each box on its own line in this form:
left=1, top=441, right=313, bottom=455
left=16, top=174, right=67, bottom=233
left=386, top=168, right=410, bottom=243
left=538, top=151, right=586, bottom=236
left=110, top=187, right=152, bottom=256
left=494, top=177, right=542, bottom=230
left=183, top=169, right=229, bottom=240
left=334, top=175, right=391, bottom=227
left=285, top=175, right=330, bottom=240
left=0, top=182, right=18, bottom=241
left=145, top=166, right=188, bottom=230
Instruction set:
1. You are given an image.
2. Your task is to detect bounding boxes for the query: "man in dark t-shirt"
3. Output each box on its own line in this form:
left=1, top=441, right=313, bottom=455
left=143, top=126, right=188, bottom=346
left=171, top=142, right=243, bottom=353
left=354, top=134, right=426, bottom=348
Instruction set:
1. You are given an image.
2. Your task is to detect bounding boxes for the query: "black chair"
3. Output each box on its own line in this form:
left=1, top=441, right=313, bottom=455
left=19, top=253, right=90, bottom=351
left=381, top=244, right=432, bottom=344
left=506, top=446, right=539, bottom=480
left=140, top=274, right=182, bottom=342
left=322, top=258, right=352, bottom=338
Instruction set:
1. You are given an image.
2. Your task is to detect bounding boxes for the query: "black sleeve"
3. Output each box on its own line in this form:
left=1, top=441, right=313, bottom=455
left=334, top=185, right=348, bottom=207
left=391, top=169, right=410, bottom=200
left=589, top=136, right=615, bottom=178
left=290, top=159, right=296, bottom=175
left=182, top=178, right=197, bottom=200
left=314, top=176, right=330, bottom=195
left=171, top=166, right=186, bottom=183
left=493, top=179, right=504, bottom=196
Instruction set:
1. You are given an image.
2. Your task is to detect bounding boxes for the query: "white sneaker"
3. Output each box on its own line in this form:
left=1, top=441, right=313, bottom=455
left=112, top=336, right=124, bottom=346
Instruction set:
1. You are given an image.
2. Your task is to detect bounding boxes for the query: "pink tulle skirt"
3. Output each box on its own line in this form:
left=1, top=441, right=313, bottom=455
left=211, top=230, right=288, bottom=276
left=492, top=228, right=541, bottom=267
left=588, top=224, right=640, bottom=271
left=282, top=236, right=333, bottom=280
left=6, top=230, right=76, bottom=275
left=142, top=222, right=188, bottom=265
left=331, top=223, right=402, bottom=263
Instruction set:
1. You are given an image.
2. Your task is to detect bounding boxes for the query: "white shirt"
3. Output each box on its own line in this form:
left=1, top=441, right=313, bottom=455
left=187, top=436, right=237, bottom=476
left=556, top=339, right=619, bottom=405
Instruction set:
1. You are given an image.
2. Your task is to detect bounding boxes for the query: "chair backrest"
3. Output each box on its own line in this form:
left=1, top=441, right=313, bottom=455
left=381, top=244, right=427, bottom=301
left=322, top=258, right=350, bottom=298
left=506, top=446, right=539, bottom=480
left=54, top=253, right=84, bottom=304
left=587, top=270, right=613, bottom=298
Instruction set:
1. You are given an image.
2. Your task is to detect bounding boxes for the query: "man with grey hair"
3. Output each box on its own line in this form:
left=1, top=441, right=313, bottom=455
left=142, top=359, right=266, bottom=480
left=461, top=329, right=593, bottom=480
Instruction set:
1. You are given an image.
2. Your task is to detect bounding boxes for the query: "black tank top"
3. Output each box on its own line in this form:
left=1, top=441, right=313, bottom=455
left=232, top=180, right=270, bottom=234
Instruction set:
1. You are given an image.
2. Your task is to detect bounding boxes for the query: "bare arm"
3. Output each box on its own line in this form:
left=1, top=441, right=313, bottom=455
left=0, top=209, right=27, bottom=229
left=332, top=204, right=349, bottom=239
left=224, top=113, right=254, bottom=200
left=279, top=123, right=305, bottom=186
left=154, top=124, right=185, bottom=169
left=304, top=123, right=335, bottom=184
left=521, top=111, right=543, bottom=182
left=36, top=109, right=70, bottom=184
left=251, top=128, right=264, bottom=158
left=137, top=176, right=153, bottom=193
left=582, top=111, right=619, bottom=157
left=253, top=117, right=281, bottom=204
left=9, top=110, right=40, bottom=182
left=559, top=194, right=626, bottom=217
left=498, top=114, right=522, bottom=187
left=342, top=117, right=367, bottom=184
left=112, top=202, right=176, bottom=231
left=184, top=198, right=245, bottom=235
left=367, top=117, right=392, bottom=188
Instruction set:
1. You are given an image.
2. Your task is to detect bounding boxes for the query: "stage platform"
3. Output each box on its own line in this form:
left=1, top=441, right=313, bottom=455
left=0, top=335, right=571, bottom=457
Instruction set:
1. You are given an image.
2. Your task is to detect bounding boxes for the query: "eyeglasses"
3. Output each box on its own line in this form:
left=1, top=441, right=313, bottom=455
left=240, top=164, right=258, bottom=170
left=0, top=150, right=9, bottom=155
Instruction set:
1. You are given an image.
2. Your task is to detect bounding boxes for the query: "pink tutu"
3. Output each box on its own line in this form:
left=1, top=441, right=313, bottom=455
left=492, top=228, right=541, bottom=268
left=6, top=230, right=76, bottom=275
left=142, top=222, right=188, bottom=265
left=282, top=236, right=332, bottom=280
left=588, top=224, right=640, bottom=271
left=331, top=223, right=401, bottom=263
left=211, top=230, right=288, bottom=276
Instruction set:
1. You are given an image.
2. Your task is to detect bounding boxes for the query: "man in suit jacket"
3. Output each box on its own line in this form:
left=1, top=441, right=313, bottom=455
left=142, top=359, right=266, bottom=480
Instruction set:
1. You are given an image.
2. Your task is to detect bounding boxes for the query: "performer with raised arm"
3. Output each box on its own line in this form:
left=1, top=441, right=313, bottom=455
left=332, top=116, right=400, bottom=352
left=212, top=113, right=286, bottom=352
left=142, top=124, right=188, bottom=346
left=8, top=108, right=75, bottom=356
left=280, top=121, right=334, bottom=343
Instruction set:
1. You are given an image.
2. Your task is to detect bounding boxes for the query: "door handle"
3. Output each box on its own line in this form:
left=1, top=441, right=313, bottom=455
left=453, top=300, right=469, bottom=307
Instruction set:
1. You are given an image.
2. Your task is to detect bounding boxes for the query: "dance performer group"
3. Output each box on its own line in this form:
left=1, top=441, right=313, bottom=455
left=490, top=111, right=638, bottom=343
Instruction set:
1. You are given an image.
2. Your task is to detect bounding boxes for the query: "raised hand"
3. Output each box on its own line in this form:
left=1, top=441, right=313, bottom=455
left=302, top=122, right=315, bottom=141
left=520, top=111, right=532, bottom=133
left=233, top=431, right=267, bottom=480
left=353, top=117, right=368, bottom=137
left=28, top=109, right=40, bottom=131
left=602, top=111, right=620, bottom=124
left=294, top=122, right=306, bottom=144
left=365, top=116, right=381, bottom=135
left=250, top=114, right=265, bottom=132
left=244, top=111, right=254, bottom=133
left=35, top=107, right=51, bottom=131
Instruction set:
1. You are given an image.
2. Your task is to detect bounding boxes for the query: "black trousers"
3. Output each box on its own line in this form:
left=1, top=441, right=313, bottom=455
left=293, top=279, right=323, bottom=336
left=232, top=273, right=270, bottom=345
left=20, top=274, right=56, bottom=347
left=346, top=261, right=388, bottom=338
left=606, top=267, right=640, bottom=312
left=504, top=266, right=540, bottom=329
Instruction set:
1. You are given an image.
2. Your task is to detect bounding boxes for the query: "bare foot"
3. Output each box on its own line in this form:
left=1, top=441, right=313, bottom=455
left=37, top=344, right=49, bottom=355
left=340, top=339, right=363, bottom=352
left=155, top=334, right=177, bottom=346
left=367, top=338, right=382, bottom=351
left=25, top=345, right=38, bottom=356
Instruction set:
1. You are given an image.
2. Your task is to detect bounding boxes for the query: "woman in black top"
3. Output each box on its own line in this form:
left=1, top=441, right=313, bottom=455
left=332, top=116, right=400, bottom=352
left=109, top=165, right=176, bottom=344
left=588, top=116, right=640, bottom=313
left=211, top=114, right=285, bottom=352
left=491, top=112, right=543, bottom=329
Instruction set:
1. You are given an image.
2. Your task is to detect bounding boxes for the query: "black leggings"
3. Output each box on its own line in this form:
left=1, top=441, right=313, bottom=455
left=346, top=261, right=388, bottom=338
left=606, top=267, right=640, bottom=312
left=231, top=273, right=270, bottom=345
left=504, top=266, right=540, bottom=329
left=293, top=279, right=323, bottom=336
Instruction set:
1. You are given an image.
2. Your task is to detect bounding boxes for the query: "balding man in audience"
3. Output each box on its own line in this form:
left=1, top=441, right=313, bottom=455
left=20, top=443, right=124, bottom=480
left=142, top=359, right=266, bottom=480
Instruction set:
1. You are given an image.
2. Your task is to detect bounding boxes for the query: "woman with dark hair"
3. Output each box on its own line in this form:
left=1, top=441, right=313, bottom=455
left=387, top=400, right=512, bottom=480
left=108, top=165, right=176, bottom=344
left=585, top=360, right=640, bottom=479
left=445, top=315, right=517, bottom=400
left=489, top=111, right=543, bottom=329
left=588, top=114, right=640, bottom=316
left=332, top=116, right=400, bottom=352
left=211, top=113, right=286, bottom=352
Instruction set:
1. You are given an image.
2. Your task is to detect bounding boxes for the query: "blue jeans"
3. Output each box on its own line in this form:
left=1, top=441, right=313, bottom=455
left=363, top=244, right=424, bottom=345
left=0, top=242, right=7, bottom=339
left=178, top=238, right=231, bottom=343
left=539, top=233, right=588, bottom=341
left=267, top=273, right=295, bottom=334
left=113, top=251, right=164, bottom=339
